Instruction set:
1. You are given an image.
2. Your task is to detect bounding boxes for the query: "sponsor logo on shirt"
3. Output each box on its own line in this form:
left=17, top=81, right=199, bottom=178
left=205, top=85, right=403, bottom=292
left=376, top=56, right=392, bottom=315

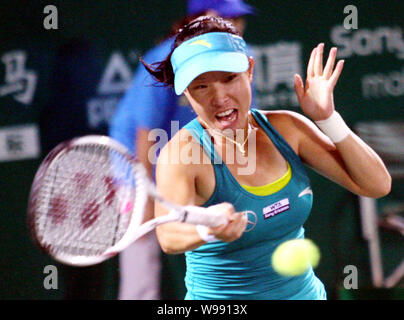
left=263, top=198, right=290, bottom=219
left=298, top=186, right=313, bottom=197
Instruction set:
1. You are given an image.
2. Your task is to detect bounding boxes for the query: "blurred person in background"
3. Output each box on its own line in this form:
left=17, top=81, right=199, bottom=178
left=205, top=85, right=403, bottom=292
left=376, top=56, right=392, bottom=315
left=109, top=0, right=256, bottom=300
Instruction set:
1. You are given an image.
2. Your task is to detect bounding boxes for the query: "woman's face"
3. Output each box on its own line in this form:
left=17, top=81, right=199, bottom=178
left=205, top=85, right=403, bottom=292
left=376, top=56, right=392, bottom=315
left=184, top=57, right=255, bottom=131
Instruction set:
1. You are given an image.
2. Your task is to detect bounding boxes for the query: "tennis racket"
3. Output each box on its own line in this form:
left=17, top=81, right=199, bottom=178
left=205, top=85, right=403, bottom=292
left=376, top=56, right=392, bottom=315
left=27, top=135, right=257, bottom=267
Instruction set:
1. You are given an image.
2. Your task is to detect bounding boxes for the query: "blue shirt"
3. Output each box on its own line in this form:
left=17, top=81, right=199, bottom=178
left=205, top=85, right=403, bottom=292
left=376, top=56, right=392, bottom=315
left=183, top=109, right=327, bottom=300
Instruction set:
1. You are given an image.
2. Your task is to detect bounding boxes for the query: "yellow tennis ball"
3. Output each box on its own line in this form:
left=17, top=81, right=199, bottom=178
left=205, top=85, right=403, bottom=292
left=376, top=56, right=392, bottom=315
left=272, top=239, right=320, bottom=277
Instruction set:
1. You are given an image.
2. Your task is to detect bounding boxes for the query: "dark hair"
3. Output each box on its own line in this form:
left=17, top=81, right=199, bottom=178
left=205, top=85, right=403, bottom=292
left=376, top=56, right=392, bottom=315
left=141, top=16, right=240, bottom=87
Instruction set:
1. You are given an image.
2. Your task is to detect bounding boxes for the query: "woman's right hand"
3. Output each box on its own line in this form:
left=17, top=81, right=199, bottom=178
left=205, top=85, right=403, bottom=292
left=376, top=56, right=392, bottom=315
left=207, top=202, right=247, bottom=242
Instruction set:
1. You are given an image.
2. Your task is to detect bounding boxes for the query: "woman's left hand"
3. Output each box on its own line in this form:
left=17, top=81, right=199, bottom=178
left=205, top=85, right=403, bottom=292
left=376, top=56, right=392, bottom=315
left=294, top=43, right=344, bottom=121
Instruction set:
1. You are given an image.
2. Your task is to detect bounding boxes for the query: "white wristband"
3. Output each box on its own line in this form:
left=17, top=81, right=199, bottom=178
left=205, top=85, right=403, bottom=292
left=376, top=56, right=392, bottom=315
left=196, top=225, right=218, bottom=243
left=314, top=111, right=350, bottom=143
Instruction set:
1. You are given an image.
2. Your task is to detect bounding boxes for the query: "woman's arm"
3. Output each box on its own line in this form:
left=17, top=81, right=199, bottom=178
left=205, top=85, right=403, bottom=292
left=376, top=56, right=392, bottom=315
left=290, top=43, right=391, bottom=198
left=282, top=111, right=391, bottom=198
left=154, top=132, right=247, bottom=254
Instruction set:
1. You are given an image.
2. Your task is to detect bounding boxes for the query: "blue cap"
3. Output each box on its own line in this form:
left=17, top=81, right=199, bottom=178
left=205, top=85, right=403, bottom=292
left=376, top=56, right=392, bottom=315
left=187, top=0, right=256, bottom=18
left=171, top=32, right=249, bottom=95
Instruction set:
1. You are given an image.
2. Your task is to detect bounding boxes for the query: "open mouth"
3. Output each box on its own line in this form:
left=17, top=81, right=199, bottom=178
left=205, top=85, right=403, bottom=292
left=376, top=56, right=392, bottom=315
left=215, top=109, right=238, bottom=128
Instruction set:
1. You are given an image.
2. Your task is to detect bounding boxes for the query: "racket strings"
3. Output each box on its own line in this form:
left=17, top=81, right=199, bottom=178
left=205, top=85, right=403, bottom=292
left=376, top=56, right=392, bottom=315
left=34, top=145, right=137, bottom=257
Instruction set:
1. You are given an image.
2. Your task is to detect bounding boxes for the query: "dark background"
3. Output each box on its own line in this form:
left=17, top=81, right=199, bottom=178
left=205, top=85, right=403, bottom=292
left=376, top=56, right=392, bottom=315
left=1, top=0, right=403, bottom=300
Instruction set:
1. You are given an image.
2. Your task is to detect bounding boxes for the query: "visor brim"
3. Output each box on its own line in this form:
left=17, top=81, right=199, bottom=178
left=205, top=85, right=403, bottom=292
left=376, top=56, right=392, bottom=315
left=174, top=51, right=249, bottom=95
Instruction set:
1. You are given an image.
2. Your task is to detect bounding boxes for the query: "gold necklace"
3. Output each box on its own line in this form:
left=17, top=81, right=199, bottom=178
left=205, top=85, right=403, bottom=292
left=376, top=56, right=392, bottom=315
left=200, top=112, right=257, bottom=156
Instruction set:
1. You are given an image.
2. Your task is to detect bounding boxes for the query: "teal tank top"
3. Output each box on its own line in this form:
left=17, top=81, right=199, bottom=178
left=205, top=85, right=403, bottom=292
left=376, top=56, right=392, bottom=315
left=182, top=109, right=326, bottom=300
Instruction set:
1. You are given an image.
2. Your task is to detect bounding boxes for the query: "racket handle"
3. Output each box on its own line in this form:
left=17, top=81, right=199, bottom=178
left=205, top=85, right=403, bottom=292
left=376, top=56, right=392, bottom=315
left=181, top=205, right=228, bottom=228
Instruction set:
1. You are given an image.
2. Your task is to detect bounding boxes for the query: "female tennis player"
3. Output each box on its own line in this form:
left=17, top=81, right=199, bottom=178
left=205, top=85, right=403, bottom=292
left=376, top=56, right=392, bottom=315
left=143, top=16, right=391, bottom=299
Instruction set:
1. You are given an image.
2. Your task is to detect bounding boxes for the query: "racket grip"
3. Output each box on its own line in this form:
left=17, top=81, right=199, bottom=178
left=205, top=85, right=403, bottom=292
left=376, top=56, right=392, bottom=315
left=182, top=205, right=228, bottom=228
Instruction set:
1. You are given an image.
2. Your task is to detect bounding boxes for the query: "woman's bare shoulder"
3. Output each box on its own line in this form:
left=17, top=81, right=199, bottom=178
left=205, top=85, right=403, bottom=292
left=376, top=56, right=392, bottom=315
left=157, top=128, right=207, bottom=172
left=259, top=109, right=318, bottom=133
left=259, top=109, right=307, bottom=122
left=255, top=109, right=319, bottom=152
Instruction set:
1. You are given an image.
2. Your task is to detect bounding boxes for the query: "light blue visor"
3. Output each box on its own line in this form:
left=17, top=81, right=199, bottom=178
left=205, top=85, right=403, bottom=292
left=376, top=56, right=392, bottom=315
left=171, top=32, right=249, bottom=95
